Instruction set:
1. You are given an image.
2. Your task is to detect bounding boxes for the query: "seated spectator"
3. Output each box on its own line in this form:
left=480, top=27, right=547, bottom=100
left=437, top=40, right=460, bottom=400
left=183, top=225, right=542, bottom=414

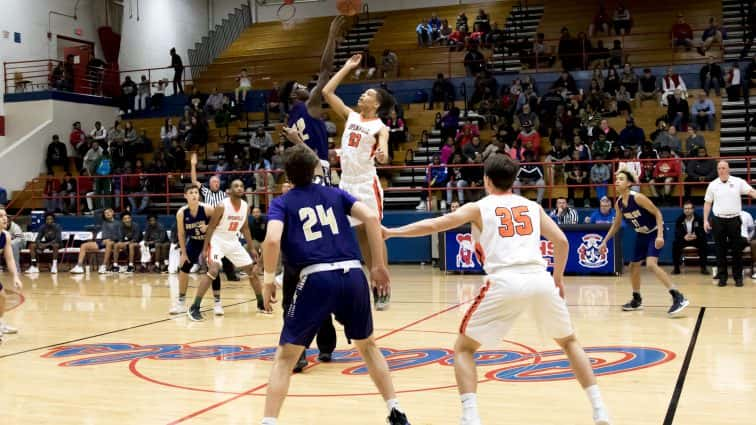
left=120, top=76, right=137, bottom=115
left=566, top=153, right=590, bottom=207
left=463, top=136, right=485, bottom=162
left=691, top=93, right=716, bottom=131
left=609, top=40, right=624, bottom=68
left=464, top=44, right=486, bottom=77
left=671, top=13, right=695, bottom=51
left=613, top=3, right=632, bottom=35
left=620, top=63, right=638, bottom=98
left=46, top=134, right=69, bottom=174
left=160, top=118, right=178, bottom=151
left=465, top=151, right=485, bottom=201
left=235, top=68, right=252, bottom=103
left=549, top=197, right=579, bottom=224
left=354, top=50, right=377, bottom=80
left=672, top=200, right=708, bottom=274
left=151, top=78, right=168, bottom=110
left=530, top=32, right=557, bottom=69
left=438, top=19, right=453, bottom=44
left=667, top=89, right=690, bottom=130
left=265, top=81, right=283, bottom=122
left=657, top=124, right=682, bottom=155
left=614, top=85, right=633, bottom=116
left=83, top=140, right=103, bottom=176
left=445, top=153, right=468, bottom=205
left=417, top=155, right=449, bottom=210
left=108, top=120, right=126, bottom=148
left=430, top=73, right=454, bottom=110
left=128, top=160, right=151, bottom=214
left=429, top=12, right=442, bottom=41
left=250, top=126, right=274, bottom=158
left=69, top=208, right=121, bottom=274
left=649, top=147, right=681, bottom=205
left=90, top=121, right=107, bottom=147
left=552, top=71, right=578, bottom=96
left=69, top=121, right=88, bottom=166
left=42, top=171, right=62, bottom=213
left=638, top=142, right=659, bottom=183
left=514, top=103, right=539, bottom=131
left=591, top=131, right=611, bottom=159
left=455, top=11, right=469, bottom=32
left=637, top=68, right=659, bottom=105
left=618, top=118, right=645, bottom=150
left=573, top=135, right=592, bottom=161
left=684, top=127, right=706, bottom=155
left=618, top=148, right=642, bottom=191
left=205, top=87, right=224, bottom=116
left=594, top=119, right=619, bottom=144
left=589, top=4, right=611, bottom=36
left=24, top=213, right=62, bottom=274
left=60, top=172, right=77, bottom=214
left=144, top=214, right=170, bottom=273
left=512, top=150, right=545, bottom=204
left=684, top=147, right=716, bottom=197
left=252, top=154, right=274, bottom=209
left=662, top=67, right=688, bottom=106
left=698, top=17, right=726, bottom=56
left=585, top=196, right=616, bottom=223
left=699, top=57, right=723, bottom=97
left=513, top=122, right=540, bottom=159
left=725, top=63, right=742, bottom=102
left=590, top=154, right=612, bottom=200
left=440, top=107, right=461, bottom=141
left=416, top=19, right=432, bottom=47
left=136, top=75, right=151, bottom=111
left=380, top=49, right=399, bottom=79
left=186, top=86, right=205, bottom=114
left=113, top=211, right=142, bottom=273
left=185, top=116, right=208, bottom=150
left=474, top=9, right=491, bottom=33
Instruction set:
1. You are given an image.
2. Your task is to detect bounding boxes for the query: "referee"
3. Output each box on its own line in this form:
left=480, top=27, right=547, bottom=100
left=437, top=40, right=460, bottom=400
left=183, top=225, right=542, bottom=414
left=190, top=152, right=239, bottom=282
left=703, top=160, right=756, bottom=287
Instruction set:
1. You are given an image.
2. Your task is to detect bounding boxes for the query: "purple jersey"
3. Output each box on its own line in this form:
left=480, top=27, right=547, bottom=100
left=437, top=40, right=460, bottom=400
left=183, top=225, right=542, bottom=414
left=617, top=191, right=657, bottom=234
left=268, top=183, right=362, bottom=268
left=288, top=102, right=329, bottom=161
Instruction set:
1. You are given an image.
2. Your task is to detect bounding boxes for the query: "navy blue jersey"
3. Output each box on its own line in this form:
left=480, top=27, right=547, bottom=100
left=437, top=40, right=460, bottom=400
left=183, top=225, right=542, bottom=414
left=618, top=191, right=657, bottom=234
left=288, top=102, right=329, bottom=161
left=268, top=183, right=362, bottom=268
left=0, top=231, right=6, bottom=250
left=181, top=203, right=211, bottom=242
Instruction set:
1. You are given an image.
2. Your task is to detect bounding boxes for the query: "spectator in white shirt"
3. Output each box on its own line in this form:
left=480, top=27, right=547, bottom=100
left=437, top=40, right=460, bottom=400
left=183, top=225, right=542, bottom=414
left=235, top=68, right=252, bottom=103
left=726, top=63, right=741, bottom=101
left=160, top=118, right=178, bottom=152
left=661, top=68, right=687, bottom=106
left=90, top=121, right=107, bottom=146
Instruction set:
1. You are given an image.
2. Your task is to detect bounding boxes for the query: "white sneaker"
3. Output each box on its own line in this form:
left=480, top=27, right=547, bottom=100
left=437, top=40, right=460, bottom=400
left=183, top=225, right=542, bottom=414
left=415, top=201, right=426, bottom=210
left=0, top=322, right=18, bottom=334
left=24, top=265, right=39, bottom=274
left=50, top=263, right=58, bottom=274
left=70, top=264, right=85, bottom=274
left=98, top=265, right=108, bottom=274
left=238, top=270, right=248, bottom=278
left=593, top=407, right=611, bottom=425
left=169, top=301, right=187, bottom=315
left=214, top=302, right=225, bottom=316
left=459, top=416, right=482, bottom=425
left=189, top=264, right=200, bottom=273
left=752, top=272, right=756, bottom=279
left=440, top=200, right=447, bottom=210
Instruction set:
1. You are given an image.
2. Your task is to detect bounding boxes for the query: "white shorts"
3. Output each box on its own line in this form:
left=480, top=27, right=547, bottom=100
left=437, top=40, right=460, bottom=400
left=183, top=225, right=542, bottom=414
left=340, top=175, right=383, bottom=226
left=208, top=236, right=254, bottom=268
left=459, top=270, right=574, bottom=347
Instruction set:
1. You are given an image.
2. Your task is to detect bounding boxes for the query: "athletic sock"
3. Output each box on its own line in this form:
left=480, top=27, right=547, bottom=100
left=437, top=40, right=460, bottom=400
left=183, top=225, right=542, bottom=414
left=31, top=259, right=37, bottom=265
left=214, top=295, right=221, bottom=303
left=584, top=384, right=605, bottom=410
left=178, top=294, right=186, bottom=303
left=261, top=417, right=277, bottom=425
left=192, top=297, right=202, bottom=309
left=632, top=291, right=642, bottom=300
left=387, top=398, right=403, bottom=413
left=52, top=260, right=57, bottom=266
left=460, top=393, right=479, bottom=420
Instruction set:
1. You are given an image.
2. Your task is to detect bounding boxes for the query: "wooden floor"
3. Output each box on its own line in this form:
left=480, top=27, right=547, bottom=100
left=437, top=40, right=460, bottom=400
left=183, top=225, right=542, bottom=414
left=1, top=266, right=754, bottom=424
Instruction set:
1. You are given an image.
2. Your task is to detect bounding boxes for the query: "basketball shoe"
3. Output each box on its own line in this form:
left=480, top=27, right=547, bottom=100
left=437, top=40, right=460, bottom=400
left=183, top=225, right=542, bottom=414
left=668, top=290, right=689, bottom=315
left=187, top=305, right=204, bottom=322
left=387, top=408, right=410, bottom=425
left=214, top=302, right=225, bottom=316
left=621, top=293, right=643, bottom=311
left=293, top=352, right=307, bottom=373
left=0, top=321, right=18, bottom=334
left=169, top=300, right=187, bottom=315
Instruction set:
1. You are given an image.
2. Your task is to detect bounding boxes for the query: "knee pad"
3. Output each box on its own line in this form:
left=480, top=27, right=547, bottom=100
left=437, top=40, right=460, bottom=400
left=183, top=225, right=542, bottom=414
left=180, top=261, right=193, bottom=274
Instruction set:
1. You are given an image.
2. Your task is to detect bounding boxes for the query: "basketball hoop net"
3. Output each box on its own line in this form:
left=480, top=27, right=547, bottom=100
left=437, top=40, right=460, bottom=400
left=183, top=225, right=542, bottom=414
left=277, top=0, right=296, bottom=23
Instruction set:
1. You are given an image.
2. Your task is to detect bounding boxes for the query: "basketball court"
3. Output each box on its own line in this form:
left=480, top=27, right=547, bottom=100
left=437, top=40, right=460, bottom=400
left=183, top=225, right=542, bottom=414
left=0, top=266, right=753, bottom=424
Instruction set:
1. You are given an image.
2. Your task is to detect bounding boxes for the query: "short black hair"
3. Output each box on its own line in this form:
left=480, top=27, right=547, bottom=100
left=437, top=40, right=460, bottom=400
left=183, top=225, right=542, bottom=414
left=683, top=199, right=694, bottom=207
left=184, top=183, right=200, bottom=193
left=44, top=212, right=56, bottom=221
left=616, top=169, right=638, bottom=184
left=285, top=144, right=319, bottom=187
left=375, top=88, right=396, bottom=118
left=483, top=153, right=519, bottom=191
left=121, top=211, right=132, bottom=219
left=147, top=214, right=158, bottom=221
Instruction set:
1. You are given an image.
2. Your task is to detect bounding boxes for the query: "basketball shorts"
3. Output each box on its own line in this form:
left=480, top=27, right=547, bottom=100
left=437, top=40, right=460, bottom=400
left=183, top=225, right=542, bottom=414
left=459, top=270, right=574, bottom=347
left=632, top=232, right=662, bottom=262
left=186, top=240, right=204, bottom=265
left=207, top=236, right=253, bottom=268
left=339, top=174, right=383, bottom=226
left=280, top=260, right=372, bottom=347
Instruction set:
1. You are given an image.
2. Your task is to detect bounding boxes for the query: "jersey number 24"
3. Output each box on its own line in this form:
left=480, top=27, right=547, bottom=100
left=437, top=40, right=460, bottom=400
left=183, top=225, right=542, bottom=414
left=495, top=206, right=533, bottom=237
left=300, top=205, right=340, bottom=242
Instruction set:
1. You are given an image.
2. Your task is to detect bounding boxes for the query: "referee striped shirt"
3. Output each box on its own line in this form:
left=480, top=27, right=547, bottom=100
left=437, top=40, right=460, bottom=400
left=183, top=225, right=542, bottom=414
left=201, top=184, right=227, bottom=206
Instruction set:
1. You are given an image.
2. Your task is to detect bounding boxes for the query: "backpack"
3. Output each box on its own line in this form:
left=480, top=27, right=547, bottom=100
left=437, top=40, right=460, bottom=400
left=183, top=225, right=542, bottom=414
left=96, top=158, right=112, bottom=175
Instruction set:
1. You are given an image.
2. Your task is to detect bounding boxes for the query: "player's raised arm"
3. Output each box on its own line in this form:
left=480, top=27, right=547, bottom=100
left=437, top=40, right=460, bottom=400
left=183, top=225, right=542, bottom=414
left=539, top=207, right=568, bottom=297
left=322, top=54, right=361, bottom=119
left=190, top=152, right=200, bottom=187
left=350, top=201, right=390, bottom=294
left=308, top=15, right=345, bottom=114
left=202, top=204, right=224, bottom=254
left=383, top=202, right=481, bottom=239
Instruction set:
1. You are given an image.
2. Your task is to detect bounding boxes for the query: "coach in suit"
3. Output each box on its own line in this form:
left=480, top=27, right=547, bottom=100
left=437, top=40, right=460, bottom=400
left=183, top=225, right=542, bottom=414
left=672, top=200, right=709, bottom=275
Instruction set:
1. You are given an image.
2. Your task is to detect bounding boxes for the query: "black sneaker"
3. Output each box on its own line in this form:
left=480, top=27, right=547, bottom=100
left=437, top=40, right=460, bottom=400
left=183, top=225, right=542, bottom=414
left=668, top=293, right=689, bottom=315
left=622, top=297, right=643, bottom=311
left=187, top=305, right=204, bottom=322
left=110, top=265, right=120, bottom=273
left=125, top=265, right=135, bottom=274
left=318, top=352, right=333, bottom=363
left=387, top=408, right=410, bottom=425
left=672, top=268, right=681, bottom=275
left=735, top=280, right=744, bottom=287
left=293, top=351, right=307, bottom=373
left=718, top=280, right=727, bottom=287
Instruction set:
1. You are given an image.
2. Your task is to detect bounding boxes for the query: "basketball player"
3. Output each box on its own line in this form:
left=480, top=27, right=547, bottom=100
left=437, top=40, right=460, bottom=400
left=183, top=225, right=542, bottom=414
left=383, top=154, right=610, bottom=425
left=187, top=179, right=265, bottom=321
left=323, top=53, right=395, bottom=310
left=171, top=184, right=223, bottom=315
left=259, top=145, right=410, bottom=425
left=597, top=170, right=689, bottom=315
left=0, top=210, right=21, bottom=342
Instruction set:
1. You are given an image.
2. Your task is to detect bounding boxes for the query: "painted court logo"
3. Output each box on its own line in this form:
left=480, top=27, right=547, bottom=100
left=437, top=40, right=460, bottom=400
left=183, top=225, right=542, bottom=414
left=577, top=234, right=608, bottom=269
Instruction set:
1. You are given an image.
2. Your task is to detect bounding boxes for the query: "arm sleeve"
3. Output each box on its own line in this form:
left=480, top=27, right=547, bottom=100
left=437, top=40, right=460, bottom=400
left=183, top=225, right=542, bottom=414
left=703, top=182, right=715, bottom=203
left=739, top=178, right=754, bottom=195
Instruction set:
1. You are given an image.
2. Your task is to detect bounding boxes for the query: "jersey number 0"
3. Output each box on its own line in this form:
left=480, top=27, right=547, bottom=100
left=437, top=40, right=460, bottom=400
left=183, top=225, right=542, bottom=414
left=495, top=206, right=533, bottom=237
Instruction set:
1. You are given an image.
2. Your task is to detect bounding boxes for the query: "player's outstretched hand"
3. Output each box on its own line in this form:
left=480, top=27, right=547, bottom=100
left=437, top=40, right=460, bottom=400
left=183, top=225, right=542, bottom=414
left=654, top=237, right=664, bottom=250
left=597, top=243, right=607, bottom=255
left=345, top=54, right=362, bottom=69
left=371, top=266, right=391, bottom=296
left=262, top=282, right=277, bottom=313
left=190, top=152, right=197, bottom=167
left=281, top=126, right=304, bottom=144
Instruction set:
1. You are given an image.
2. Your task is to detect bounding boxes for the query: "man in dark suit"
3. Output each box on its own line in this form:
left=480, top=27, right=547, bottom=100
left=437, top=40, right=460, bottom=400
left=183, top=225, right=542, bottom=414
left=673, top=200, right=709, bottom=274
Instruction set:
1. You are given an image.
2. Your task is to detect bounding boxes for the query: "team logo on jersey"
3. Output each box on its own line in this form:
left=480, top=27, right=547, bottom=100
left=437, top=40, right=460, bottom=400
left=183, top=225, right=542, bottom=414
left=577, top=234, right=608, bottom=268
left=456, top=233, right=479, bottom=268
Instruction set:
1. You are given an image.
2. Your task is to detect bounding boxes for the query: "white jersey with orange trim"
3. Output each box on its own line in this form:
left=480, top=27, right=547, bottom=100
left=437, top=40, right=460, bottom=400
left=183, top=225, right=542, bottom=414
left=475, top=193, right=546, bottom=275
left=338, top=110, right=386, bottom=182
left=214, top=197, right=249, bottom=243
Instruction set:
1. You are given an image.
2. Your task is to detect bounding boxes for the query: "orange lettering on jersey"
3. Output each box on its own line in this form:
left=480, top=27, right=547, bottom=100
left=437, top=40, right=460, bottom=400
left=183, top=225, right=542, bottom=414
left=348, top=132, right=362, bottom=148
left=495, top=206, right=534, bottom=237
left=227, top=221, right=239, bottom=232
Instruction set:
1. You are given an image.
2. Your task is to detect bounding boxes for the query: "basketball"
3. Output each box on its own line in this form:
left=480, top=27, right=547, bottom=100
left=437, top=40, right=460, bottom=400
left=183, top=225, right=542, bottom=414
left=336, top=0, right=361, bottom=16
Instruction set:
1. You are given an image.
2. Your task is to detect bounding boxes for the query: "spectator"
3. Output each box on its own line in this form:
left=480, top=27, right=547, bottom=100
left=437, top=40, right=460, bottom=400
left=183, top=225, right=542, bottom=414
left=618, top=148, right=641, bottom=191
left=160, top=118, right=178, bottom=151
left=166, top=138, right=186, bottom=172
left=250, top=126, right=274, bottom=158
left=613, top=3, right=632, bottom=35
left=684, top=147, right=717, bottom=197
left=591, top=132, right=611, bottom=159
left=566, top=158, right=590, bottom=207
left=90, top=121, right=107, bottom=146
left=151, top=79, right=167, bottom=110
left=440, top=107, right=461, bottom=142
left=684, top=127, right=706, bottom=155
left=604, top=66, right=620, bottom=96
left=661, top=68, right=687, bottom=106
left=205, top=87, right=224, bottom=116
left=83, top=139, right=103, bottom=176
left=354, top=50, right=377, bottom=80
left=590, top=154, right=612, bottom=200
left=94, top=150, right=113, bottom=210
left=614, top=85, right=633, bottom=116
left=474, top=8, right=491, bottom=33
left=186, top=86, right=205, bottom=114
left=672, top=200, right=709, bottom=274
left=138, top=129, right=153, bottom=154
left=46, top=134, right=69, bottom=174
left=50, top=62, right=66, bottom=91
left=725, top=63, right=742, bottom=102
left=657, top=125, right=682, bottom=155
left=70, top=121, right=88, bottom=163
left=416, top=19, right=432, bottom=47
left=650, top=147, right=681, bottom=205
left=113, top=211, right=141, bottom=273
left=609, top=39, right=624, bottom=68
left=185, top=115, right=208, bottom=150
left=60, top=172, right=77, bottom=214
left=620, top=63, right=638, bottom=98
left=691, top=93, right=716, bottom=131
left=438, top=19, right=453, bottom=44
left=235, top=68, right=252, bottom=103
left=455, top=11, right=469, bottom=32
left=558, top=27, right=579, bottom=71
left=429, top=12, right=442, bottom=41
left=123, top=121, right=139, bottom=162
left=667, top=89, right=690, bottom=130
left=144, top=214, right=170, bottom=273
left=552, top=71, right=578, bottom=96
left=589, top=3, right=611, bottom=36
left=514, top=103, right=539, bottom=131
left=252, top=154, right=274, bottom=209
left=430, top=73, right=455, bottom=110
left=512, top=150, right=545, bottom=204
left=549, top=196, right=579, bottom=224
left=24, top=213, right=62, bottom=274
left=463, top=136, right=485, bottom=162
left=265, top=81, right=283, bottom=123
left=595, top=119, right=619, bottom=144
left=108, top=120, right=125, bottom=147
left=700, top=57, right=724, bottom=97
left=170, top=47, right=184, bottom=95
left=439, top=136, right=456, bottom=165
left=43, top=171, right=62, bottom=213
left=698, top=17, right=726, bottom=56
left=638, top=142, right=660, bottom=183
left=530, top=32, right=557, bottom=69
left=637, top=68, right=659, bottom=106
left=136, top=75, right=150, bottom=111
left=445, top=153, right=468, bottom=205
left=618, top=118, right=645, bottom=150
left=120, top=76, right=137, bottom=114
left=70, top=208, right=121, bottom=274
left=671, top=13, right=695, bottom=51
left=386, top=110, right=406, bottom=158
left=464, top=44, right=486, bottom=77
left=572, top=135, right=592, bottom=161
left=78, top=168, right=95, bottom=213
left=585, top=196, right=616, bottom=223
left=128, top=160, right=151, bottom=214
left=513, top=122, right=541, bottom=159
left=249, top=207, right=267, bottom=258
left=380, top=49, right=399, bottom=78
left=417, top=155, right=449, bottom=210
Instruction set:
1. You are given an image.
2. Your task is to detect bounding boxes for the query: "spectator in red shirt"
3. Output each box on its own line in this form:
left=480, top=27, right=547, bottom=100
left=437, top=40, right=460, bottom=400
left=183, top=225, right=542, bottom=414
left=455, top=125, right=475, bottom=146
left=671, top=14, right=696, bottom=51
left=513, top=121, right=541, bottom=159
left=650, top=146, right=681, bottom=205
left=70, top=121, right=88, bottom=168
